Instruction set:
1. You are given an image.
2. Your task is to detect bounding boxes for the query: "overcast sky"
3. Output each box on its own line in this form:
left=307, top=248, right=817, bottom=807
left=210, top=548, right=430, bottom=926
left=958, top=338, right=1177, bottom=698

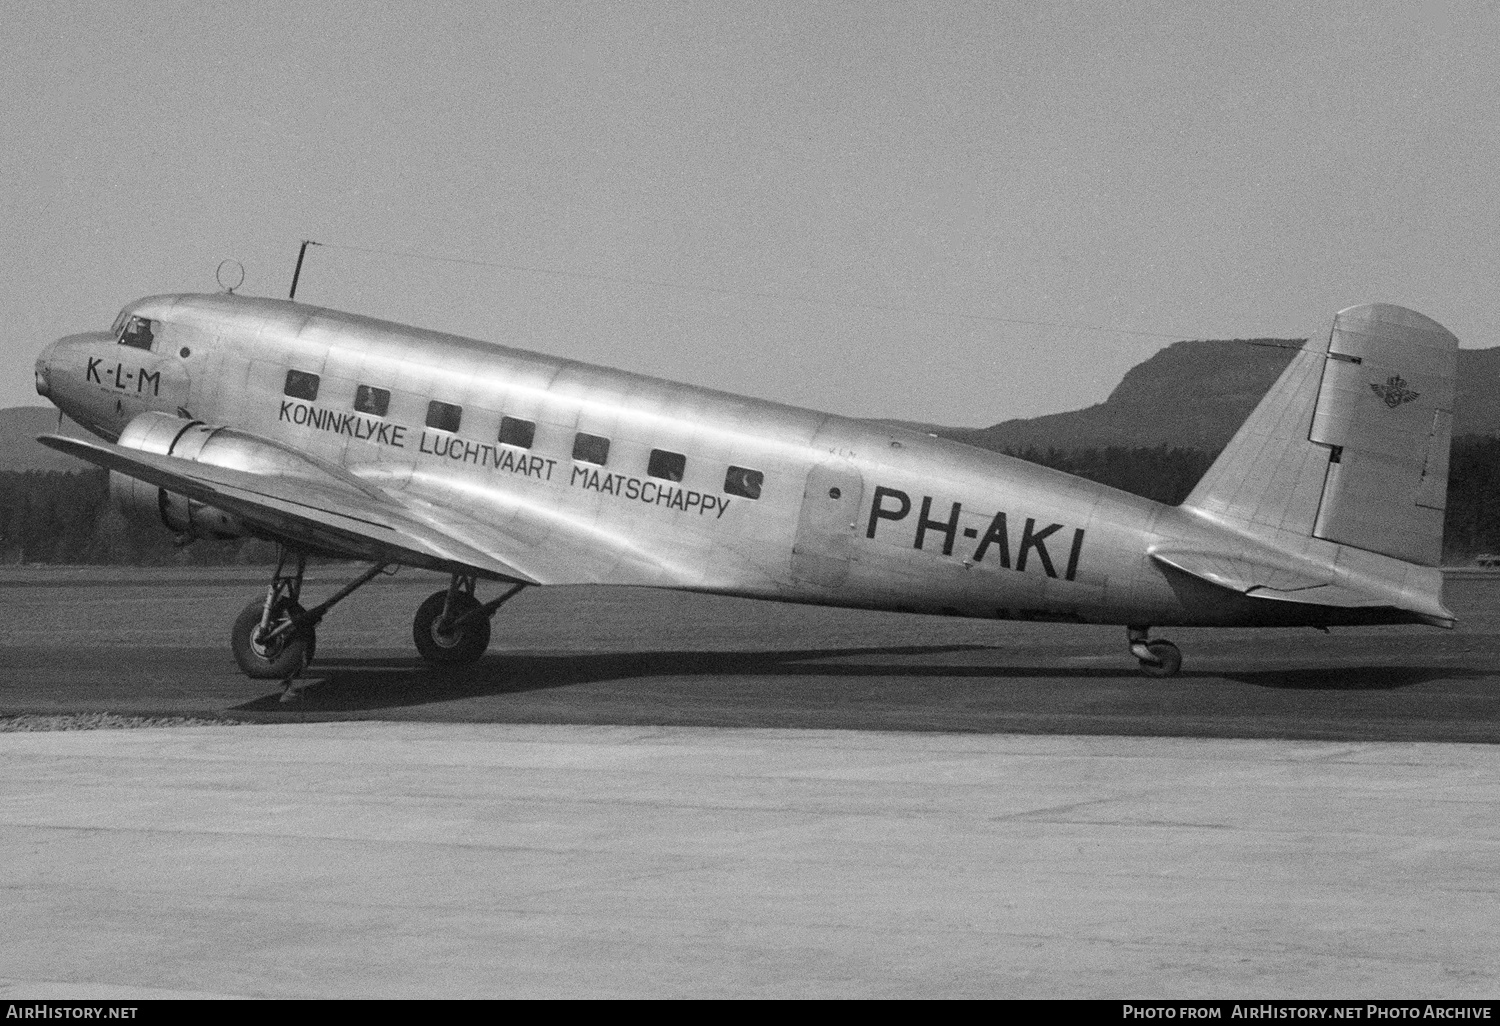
left=4, top=1, right=1497, bottom=425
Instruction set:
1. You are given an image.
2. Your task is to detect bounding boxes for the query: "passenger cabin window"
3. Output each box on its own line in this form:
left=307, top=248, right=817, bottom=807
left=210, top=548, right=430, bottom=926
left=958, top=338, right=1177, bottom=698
left=498, top=416, right=535, bottom=449
left=572, top=432, right=610, bottom=466
left=724, top=466, right=763, bottom=500
left=119, top=316, right=154, bottom=351
left=648, top=449, right=686, bottom=482
left=426, top=400, right=462, bottom=433
left=284, top=369, right=320, bottom=401
left=354, top=385, right=390, bottom=417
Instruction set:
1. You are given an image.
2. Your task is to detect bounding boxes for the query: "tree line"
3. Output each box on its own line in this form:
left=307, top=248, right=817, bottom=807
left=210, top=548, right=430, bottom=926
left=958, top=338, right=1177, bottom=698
left=0, top=470, right=275, bottom=566
left=2, top=437, right=1498, bottom=565
left=1001, top=438, right=1500, bottom=561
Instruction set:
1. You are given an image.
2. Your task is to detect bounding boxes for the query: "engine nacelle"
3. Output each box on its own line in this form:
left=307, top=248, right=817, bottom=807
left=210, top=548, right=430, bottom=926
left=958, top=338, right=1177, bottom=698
left=112, top=471, right=244, bottom=541
left=110, top=411, right=327, bottom=542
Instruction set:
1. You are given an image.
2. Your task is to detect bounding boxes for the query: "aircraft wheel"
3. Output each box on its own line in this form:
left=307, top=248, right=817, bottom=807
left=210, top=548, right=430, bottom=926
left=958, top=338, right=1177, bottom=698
left=231, top=598, right=315, bottom=679
left=413, top=590, right=491, bottom=665
left=1137, top=639, right=1182, bottom=678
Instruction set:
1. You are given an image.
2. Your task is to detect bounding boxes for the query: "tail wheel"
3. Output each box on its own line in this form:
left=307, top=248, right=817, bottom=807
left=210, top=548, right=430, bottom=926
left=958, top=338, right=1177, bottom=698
left=413, top=590, right=491, bottom=665
left=231, top=598, right=315, bottom=679
left=1138, top=639, right=1182, bottom=678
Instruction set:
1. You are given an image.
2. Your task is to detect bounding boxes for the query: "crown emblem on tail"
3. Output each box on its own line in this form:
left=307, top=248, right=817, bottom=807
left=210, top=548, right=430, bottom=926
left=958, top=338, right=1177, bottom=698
left=1371, top=375, right=1420, bottom=409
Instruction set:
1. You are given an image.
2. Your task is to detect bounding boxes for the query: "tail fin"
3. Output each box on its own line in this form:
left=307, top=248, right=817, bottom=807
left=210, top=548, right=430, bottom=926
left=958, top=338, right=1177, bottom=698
left=1185, top=304, right=1457, bottom=567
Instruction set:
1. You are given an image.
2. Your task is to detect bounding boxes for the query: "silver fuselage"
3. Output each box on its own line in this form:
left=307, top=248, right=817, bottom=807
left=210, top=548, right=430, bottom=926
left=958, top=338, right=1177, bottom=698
left=33, top=292, right=1431, bottom=628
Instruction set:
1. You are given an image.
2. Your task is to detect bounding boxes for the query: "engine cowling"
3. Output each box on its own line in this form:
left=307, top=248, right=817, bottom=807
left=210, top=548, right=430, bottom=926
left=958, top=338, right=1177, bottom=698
left=109, top=411, right=309, bottom=542
left=111, top=473, right=245, bottom=540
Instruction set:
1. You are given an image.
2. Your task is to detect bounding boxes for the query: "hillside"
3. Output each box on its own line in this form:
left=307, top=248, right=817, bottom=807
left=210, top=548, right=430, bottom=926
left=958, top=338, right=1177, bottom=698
left=941, top=341, right=1500, bottom=453
left=0, top=407, right=93, bottom=472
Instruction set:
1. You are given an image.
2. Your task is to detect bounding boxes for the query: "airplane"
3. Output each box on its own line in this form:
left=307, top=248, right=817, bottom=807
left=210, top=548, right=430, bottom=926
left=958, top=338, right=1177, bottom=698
left=31, top=289, right=1458, bottom=684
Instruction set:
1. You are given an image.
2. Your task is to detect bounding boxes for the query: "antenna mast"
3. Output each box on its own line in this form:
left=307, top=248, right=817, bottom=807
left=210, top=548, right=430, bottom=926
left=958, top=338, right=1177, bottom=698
left=288, top=239, right=320, bottom=301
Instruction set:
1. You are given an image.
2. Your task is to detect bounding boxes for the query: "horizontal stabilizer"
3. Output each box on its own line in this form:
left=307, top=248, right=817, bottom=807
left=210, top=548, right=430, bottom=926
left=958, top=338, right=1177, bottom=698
left=1150, top=548, right=1454, bottom=624
left=1149, top=549, right=1332, bottom=594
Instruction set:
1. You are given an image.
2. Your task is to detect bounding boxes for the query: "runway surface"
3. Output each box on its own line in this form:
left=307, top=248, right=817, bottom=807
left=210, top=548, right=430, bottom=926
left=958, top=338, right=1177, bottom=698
left=2, top=722, right=1497, bottom=999
left=2, top=567, right=1499, bottom=741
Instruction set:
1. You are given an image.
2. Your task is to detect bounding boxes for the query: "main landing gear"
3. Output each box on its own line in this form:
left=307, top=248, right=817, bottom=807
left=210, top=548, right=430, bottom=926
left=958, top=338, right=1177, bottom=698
left=229, top=549, right=527, bottom=681
left=413, top=575, right=526, bottom=665
left=230, top=550, right=391, bottom=680
left=1128, top=625, right=1182, bottom=678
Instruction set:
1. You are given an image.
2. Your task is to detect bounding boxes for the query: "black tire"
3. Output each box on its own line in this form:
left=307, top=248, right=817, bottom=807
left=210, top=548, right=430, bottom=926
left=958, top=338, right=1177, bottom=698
left=1138, top=639, right=1183, bottom=678
left=413, top=590, right=491, bottom=665
left=231, top=598, right=315, bottom=679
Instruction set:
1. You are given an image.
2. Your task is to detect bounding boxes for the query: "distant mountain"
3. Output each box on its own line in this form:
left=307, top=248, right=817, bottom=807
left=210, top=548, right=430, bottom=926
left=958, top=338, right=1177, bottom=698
left=939, top=340, right=1500, bottom=454
left=0, top=407, right=94, bottom=472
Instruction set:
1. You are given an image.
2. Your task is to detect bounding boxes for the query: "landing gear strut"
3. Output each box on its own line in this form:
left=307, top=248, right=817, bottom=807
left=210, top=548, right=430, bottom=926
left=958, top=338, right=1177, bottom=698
left=229, top=555, right=527, bottom=680
left=232, top=549, right=314, bottom=680
left=1128, top=625, right=1182, bottom=678
left=230, top=549, right=391, bottom=680
left=413, top=574, right=526, bottom=665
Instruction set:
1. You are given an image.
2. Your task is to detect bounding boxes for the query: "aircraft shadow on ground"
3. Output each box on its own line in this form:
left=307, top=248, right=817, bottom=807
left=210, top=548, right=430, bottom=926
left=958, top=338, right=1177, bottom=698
left=1223, top=665, right=1482, bottom=691
left=235, top=643, right=1141, bottom=711
left=231, top=643, right=1481, bottom=712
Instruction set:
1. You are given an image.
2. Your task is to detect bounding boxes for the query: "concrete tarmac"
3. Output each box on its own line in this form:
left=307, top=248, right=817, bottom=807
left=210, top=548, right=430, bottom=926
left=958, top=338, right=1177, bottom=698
left=4, top=569, right=1499, bottom=998
left=1, top=722, right=1497, bottom=999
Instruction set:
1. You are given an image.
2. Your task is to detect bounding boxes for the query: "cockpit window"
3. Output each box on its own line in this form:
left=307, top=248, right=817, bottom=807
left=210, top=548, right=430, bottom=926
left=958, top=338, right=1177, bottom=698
left=119, top=316, right=155, bottom=350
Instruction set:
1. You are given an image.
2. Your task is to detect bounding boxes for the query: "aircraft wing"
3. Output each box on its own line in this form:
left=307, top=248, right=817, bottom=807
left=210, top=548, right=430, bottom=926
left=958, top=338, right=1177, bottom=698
left=37, top=434, right=538, bottom=583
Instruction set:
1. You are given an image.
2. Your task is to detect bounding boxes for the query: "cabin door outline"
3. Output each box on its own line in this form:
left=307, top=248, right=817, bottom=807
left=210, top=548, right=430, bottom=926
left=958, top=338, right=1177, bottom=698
left=790, top=460, right=866, bottom=588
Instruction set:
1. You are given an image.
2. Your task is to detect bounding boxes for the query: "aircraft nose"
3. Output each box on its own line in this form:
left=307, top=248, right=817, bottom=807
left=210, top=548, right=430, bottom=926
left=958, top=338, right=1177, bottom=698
left=34, top=339, right=59, bottom=398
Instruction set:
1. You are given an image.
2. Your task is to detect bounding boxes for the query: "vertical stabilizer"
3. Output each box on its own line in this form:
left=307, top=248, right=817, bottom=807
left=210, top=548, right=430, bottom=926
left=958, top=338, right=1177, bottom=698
left=1185, top=304, right=1457, bottom=567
